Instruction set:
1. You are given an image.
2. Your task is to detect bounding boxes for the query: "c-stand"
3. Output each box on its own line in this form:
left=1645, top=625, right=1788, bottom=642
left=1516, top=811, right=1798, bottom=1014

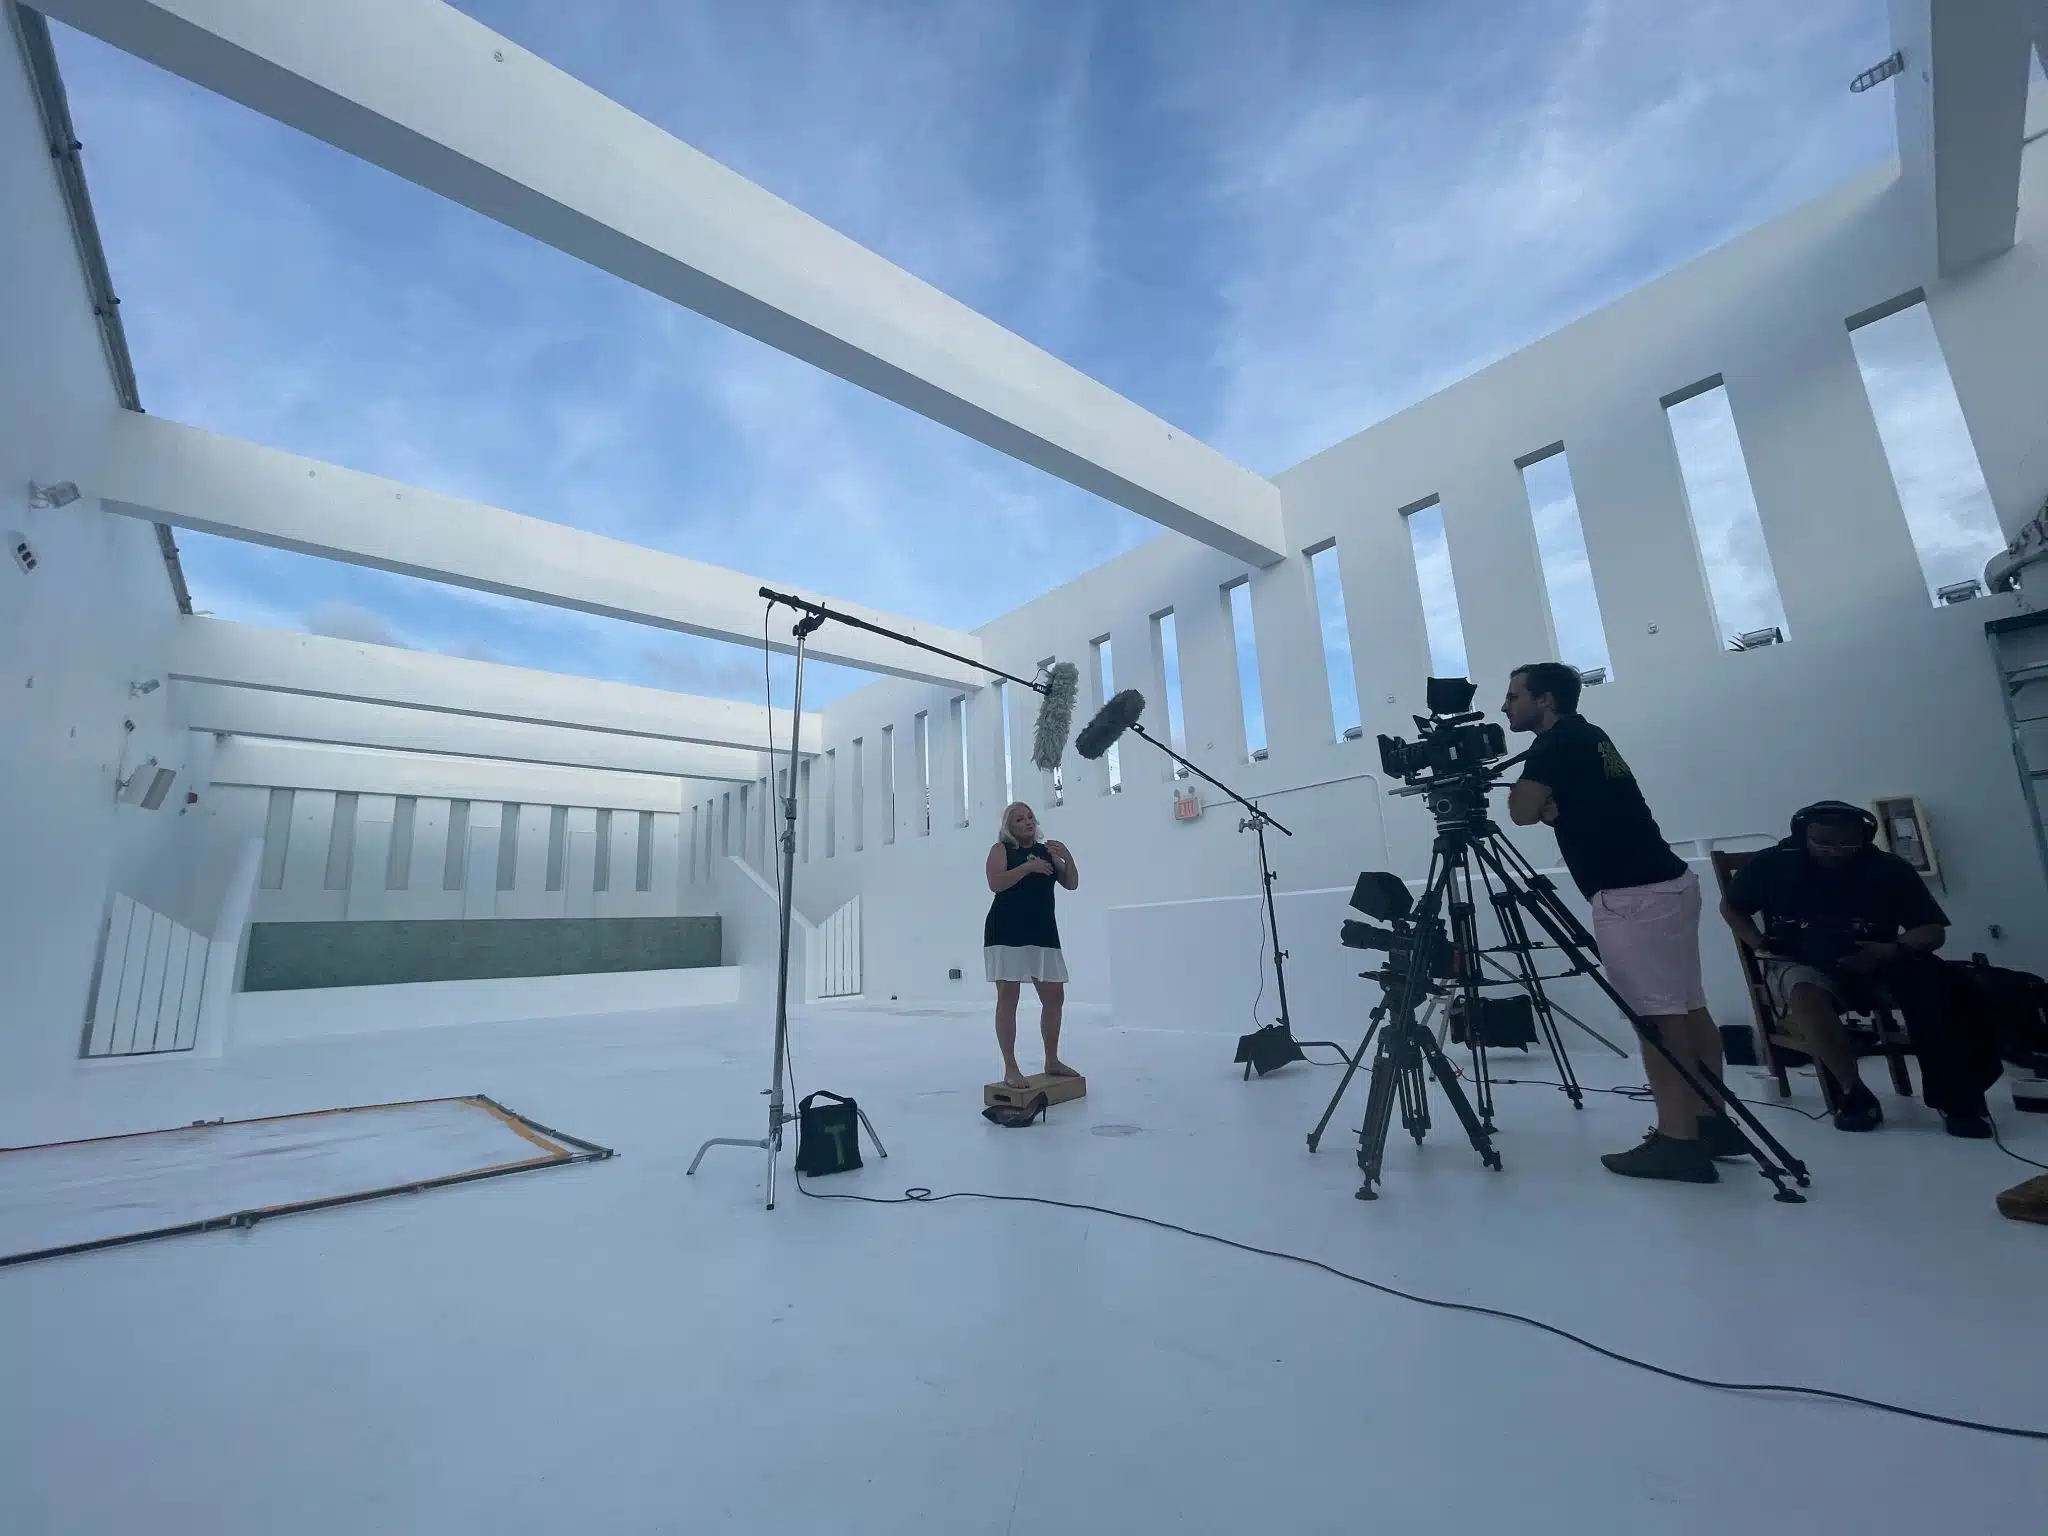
left=1105, top=720, right=1351, bottom=1076
left=1309, top=761, right=1812, bottom=1203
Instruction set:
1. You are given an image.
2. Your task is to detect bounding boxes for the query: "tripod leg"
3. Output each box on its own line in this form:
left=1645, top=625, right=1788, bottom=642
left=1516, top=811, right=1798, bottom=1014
left=1420, top=1031, right=1504, bottom=1171
left=855, top=1105, right=889, bottom=1158
left=1308, top=1015, right=1382, bottom=1152
left=1353, top=1022, right=1404, bottom=1199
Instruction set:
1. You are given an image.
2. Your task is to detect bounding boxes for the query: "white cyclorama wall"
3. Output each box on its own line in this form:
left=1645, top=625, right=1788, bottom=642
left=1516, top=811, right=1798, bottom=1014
left=793, top=146, right=2048, bottom=1017
left=0, top=19, right=199, bottom=1084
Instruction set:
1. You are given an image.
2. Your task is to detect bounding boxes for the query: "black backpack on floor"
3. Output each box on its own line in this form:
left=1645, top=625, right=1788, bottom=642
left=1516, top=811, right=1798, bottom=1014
left=1959, top=956, right=2048, bottom=1068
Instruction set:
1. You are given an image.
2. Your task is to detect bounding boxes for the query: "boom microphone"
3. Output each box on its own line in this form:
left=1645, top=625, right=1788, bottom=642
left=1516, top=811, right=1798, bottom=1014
left=1076, top=689, right=1145, bottom=761
left=1031, top=662, right=1080, bottom=772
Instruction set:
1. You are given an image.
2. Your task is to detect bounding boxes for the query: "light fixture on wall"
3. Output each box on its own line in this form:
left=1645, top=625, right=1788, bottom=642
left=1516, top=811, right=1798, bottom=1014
left=128, top=678, right=161, bottom=696
left=7, top=531, right=34, bottom=574
left=27, top=480, right=80, bottom=509
left=1849, top=51, right=1904, bottom=93
left=1729, top=626, right=1785, bottom=651
left=1578, top=666, right=1608, bottom=686
left=117, top=757, right=178, bottom=810
left=1935, top=578, right=1982, bottom=605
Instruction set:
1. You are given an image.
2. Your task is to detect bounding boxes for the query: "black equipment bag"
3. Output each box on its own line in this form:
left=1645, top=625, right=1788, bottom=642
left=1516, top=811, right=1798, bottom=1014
left=794, top=1090, right=864, bottom=1176
left=1958, top=957, right=2048, bottom=1068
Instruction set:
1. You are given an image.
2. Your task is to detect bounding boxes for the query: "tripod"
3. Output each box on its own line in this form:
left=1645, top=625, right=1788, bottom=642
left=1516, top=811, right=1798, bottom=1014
left=1309, top=772, right=1813, bottom=1203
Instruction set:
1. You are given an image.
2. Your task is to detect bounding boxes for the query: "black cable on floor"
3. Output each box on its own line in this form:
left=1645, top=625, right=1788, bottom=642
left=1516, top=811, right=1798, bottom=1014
left=1993, top=1123, right=2048, bottom=1173
left=793, top=1170, right=2047, bottom=1444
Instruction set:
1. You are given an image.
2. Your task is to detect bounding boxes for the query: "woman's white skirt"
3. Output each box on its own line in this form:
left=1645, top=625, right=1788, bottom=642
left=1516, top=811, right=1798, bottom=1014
left=984, top=945, right=1070, bottom=984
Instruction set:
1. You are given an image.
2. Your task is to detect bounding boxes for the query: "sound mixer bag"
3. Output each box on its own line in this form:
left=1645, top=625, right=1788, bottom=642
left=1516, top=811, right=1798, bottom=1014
left=794, top=1090, right=864, bottom=1176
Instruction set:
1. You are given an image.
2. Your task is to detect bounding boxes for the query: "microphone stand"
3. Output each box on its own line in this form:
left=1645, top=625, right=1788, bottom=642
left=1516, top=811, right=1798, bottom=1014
left=1113, top=720, right=1350, bottom=1078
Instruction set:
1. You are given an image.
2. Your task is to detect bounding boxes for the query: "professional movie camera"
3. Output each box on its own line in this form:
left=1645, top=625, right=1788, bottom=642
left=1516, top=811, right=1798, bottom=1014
left=1376, top=676, right=1509, bottom=785
left=1309, top=674, right=1812, bottom=1204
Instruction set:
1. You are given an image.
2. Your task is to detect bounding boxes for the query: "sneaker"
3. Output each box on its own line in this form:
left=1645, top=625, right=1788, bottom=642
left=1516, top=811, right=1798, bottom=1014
left=1697, top=1114, right=1750, bottom=1161
left=1832, top=1082, right=1882, bottom=1133
left=1601, top=1130, right=1719, bottom=1183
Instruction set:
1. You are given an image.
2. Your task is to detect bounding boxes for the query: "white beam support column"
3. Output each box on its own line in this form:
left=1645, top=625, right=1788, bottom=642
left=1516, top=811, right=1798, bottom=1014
left=86, top=411, right=985, bottom=689
left=208, top=738, right=694, bottom=813
left=176, top=684, right=767, bottom=782
left=167, top=618, right=818, bottom=752
left=1889, top=0, right=2034, bottom=276
left=38, top=0, right=1285, bottom=564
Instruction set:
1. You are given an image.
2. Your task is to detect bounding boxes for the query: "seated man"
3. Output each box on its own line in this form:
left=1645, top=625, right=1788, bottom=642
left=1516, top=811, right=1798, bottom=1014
left=1720, top=801, right=2000, bottom=1136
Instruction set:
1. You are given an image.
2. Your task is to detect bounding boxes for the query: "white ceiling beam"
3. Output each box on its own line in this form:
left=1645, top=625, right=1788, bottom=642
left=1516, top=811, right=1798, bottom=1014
left=165, top=618, right=817, bottom=753
left=1888, top=0, right=2034, bottom=276
left=38, top=0, right=1286, bottom=565
left=207, top=736, right=694, bottom=813
left=86, top=410, right=987, bottom=689
left=177, top=683, right=768, bottom=782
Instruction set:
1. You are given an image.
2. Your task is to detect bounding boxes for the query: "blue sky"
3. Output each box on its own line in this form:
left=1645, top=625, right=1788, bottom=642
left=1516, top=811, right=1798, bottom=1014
left=52, top=0, right=1921, bottom=709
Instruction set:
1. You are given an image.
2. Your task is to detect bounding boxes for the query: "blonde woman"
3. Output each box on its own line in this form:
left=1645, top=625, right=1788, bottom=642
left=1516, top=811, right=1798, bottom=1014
left=984, top=802, right=1080, bottom=1089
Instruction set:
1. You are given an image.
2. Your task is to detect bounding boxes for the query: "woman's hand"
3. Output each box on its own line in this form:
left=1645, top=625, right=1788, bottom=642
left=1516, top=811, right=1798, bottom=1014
left=1025, top=856, right=1056, bottom=878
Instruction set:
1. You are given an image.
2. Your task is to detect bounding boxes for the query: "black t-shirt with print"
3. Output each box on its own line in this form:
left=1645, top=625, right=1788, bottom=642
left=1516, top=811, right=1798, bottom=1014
left=1517, top=714, right=1686, bottom=900
left=1723, top=843, right=1948, bottom=967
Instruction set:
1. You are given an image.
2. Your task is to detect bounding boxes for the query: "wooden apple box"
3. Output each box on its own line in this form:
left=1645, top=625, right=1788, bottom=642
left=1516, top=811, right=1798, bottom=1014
left=984, top=1073, right=1087, bottom=1110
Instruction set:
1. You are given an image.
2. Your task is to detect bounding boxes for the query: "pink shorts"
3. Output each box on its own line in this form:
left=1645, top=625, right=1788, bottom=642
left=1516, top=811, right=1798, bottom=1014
left=1589, top=869, right=1707, bottom=1017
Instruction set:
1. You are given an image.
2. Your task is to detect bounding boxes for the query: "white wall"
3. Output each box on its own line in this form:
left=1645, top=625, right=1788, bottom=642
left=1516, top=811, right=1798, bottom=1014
left=796, top=146, right=2048, bottom=1017
left=0, top=19, right=193, bottom=1083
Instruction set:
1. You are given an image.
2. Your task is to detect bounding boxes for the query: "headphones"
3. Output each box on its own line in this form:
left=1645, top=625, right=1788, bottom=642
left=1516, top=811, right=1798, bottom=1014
left=1788, top=799, right=1878, bottom=843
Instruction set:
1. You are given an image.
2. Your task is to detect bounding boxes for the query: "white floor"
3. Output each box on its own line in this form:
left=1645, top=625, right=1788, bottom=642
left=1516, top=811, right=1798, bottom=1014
left=2, top=999, right=2044, bottom=1534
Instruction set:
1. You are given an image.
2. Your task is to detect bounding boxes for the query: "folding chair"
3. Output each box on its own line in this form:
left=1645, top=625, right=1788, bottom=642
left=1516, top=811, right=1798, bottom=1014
left=1708, top=850, right=1914, bottom=1108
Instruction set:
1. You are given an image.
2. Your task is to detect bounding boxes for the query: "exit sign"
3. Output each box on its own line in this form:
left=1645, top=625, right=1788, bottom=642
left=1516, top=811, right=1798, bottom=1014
left=1173, top=789, right=1202, bottom=822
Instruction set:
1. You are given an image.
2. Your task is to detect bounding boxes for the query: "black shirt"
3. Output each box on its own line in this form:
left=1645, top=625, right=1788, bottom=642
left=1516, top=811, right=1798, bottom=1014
left=1518, top=714, right=1686, bottom=900
left=1723, top=844, right=1947, bottom=968
left=984, top=842, right=1062, bottom=950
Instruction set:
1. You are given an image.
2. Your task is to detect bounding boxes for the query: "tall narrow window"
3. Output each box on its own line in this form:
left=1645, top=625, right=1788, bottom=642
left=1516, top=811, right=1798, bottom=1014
left=1517, top=445, right=1613, bottom=677
left=1306, top=542, right=1362, bottom=740
left=882, top=724, right=897, bottom=845
left=595, top=808, right=614, bottom=892
left=545, top=805, right=568, bottom=891
left=913, top=711, right=932, bottom=836
left=950, top=695, right=971, bottom=825
left=992, top=684, right=1015, bottom=807
left=1848, top=296, right=2006, bottom=604
left=1222, top=581, right=1267, bottom=759
left=1150, top=612, right=1190, bottom=779
left=689, top=805, right=700, bottom=884
left=1664, top=378, right=1789, bottom=646
left=324, top=792, right=358, bottom=890
left=825, top=749, right=838, bottom=857
left=1402, top=496, right=1468, bottom=678
left=721, top=794, right=732, bottom=859
left=496, top=803, right=520, bottom=891
left=1089, top=638, right=1122, bottom=792
left=260, top=788, right=294, bottom=890
left=851, top=738, right=865, bottom=852
left=387, top=796, right=417, bottom=890
left=444, top=800, right=470, bottom=890
left=635, top=810, right=654, bottom=892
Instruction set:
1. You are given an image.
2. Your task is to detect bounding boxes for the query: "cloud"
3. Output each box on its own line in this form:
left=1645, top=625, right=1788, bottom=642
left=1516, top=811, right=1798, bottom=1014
left=49, top=0, right=1903, bottom=707
left=304, top=598, right=410, bottom=648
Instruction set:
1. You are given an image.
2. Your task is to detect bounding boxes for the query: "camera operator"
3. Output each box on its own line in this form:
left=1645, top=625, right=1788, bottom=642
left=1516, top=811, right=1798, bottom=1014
left=1503, top=663, right=1738, bottom=1183
left=1719, top=801, right=1999, bottom=1137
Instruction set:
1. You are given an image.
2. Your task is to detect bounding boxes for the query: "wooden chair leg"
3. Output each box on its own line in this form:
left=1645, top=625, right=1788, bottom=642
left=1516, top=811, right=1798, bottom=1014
left=1887, top=1048, right=1913, bottom=1098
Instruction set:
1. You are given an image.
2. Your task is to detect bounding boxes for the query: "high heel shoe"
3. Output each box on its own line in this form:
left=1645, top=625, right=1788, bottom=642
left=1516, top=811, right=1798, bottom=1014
left=982, top=1091, right=1049, bottom=1128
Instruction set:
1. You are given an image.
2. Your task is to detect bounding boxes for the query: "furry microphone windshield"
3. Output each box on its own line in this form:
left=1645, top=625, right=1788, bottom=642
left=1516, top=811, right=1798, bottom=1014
left=1076, top=689, right=1146, bottom=760
left=1031, top=662, right=1080, bottom=772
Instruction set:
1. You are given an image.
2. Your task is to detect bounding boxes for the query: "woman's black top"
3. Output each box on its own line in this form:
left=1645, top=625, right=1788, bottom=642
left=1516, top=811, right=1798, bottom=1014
left=983, top=842, right=1062, bottom=950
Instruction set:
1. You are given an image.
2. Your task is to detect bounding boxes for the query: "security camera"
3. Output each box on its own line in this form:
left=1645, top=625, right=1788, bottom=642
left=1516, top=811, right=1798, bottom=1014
left=28, top=481, right=80, bottom=509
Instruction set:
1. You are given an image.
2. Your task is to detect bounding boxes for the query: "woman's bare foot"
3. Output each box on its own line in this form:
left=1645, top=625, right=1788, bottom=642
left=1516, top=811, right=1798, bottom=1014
left=1044, top=1060, right=1080, bottom=1078
left=1002, top=1065, right=1031, bottom=1089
